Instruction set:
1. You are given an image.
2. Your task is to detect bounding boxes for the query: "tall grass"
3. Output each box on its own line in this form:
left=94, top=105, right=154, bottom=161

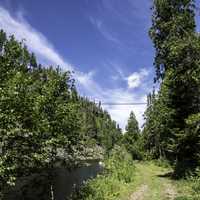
left=175, top=172, right=200, bottom=200
left=71, top=146, right=135, bottom=200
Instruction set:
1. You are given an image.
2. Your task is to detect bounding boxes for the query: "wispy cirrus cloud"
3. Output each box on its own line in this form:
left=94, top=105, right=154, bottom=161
left=0, top=7, right=73, bottom=71
left=0, top=6, right=96, bottom=92
left=104, top=60, right=150, bottom=90
left=88, top=0, right=152, bottom=49
left=89, top=16, right=122, bottom=45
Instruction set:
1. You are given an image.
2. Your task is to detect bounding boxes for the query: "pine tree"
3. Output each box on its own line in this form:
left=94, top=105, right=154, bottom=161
left=147, top=0, right=200, bottom=176
left=125, top=111, right=140, bottom=140
left=123, top=111, right=142, bottom=160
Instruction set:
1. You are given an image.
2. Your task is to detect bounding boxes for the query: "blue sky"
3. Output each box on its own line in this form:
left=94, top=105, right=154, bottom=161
left=0, top=0, right=200, bottom=130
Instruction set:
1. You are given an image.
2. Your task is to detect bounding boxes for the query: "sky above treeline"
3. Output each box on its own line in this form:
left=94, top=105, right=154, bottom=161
left=0, top=0, right=200, bottom=130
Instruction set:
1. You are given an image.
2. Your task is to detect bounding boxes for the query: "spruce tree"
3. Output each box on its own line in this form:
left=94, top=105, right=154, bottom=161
left=123, top=111, right=141, bottom=160
left=125, top=111, right=140, bottom=140
left=148, top=0, right=200, bottom=176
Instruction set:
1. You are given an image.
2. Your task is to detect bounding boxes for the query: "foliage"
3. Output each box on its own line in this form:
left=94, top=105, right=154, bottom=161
left=78, top=98, right=123, bottom=152
left=0, top=30, right=122, bottom=197
left=123, top=111, right=143, bottom=160
left=0, top=33, right=82, bottom=191
left=142, top=80, right=176, bottom=161
left=143, top=0, right=200, bottom=177
left=71, top=146, right=135, bottom=200
left=149, top=0, right=196, bottom=80
left=153, top=158, right=171, bottom=169
left=175, top=174, right=200, bottom=200
left=125, top=111, right=140, bottom=139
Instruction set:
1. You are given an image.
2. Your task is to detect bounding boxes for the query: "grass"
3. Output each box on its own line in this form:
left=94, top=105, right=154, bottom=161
left=71, top=155, right=200, bottom=200
left=132, top=161, right=200, bottom=200
left=174, top=177, right=200, bottom=200
left=71, top=146, right=137, bottom=200
left=130, top=161, right=175, bottom=200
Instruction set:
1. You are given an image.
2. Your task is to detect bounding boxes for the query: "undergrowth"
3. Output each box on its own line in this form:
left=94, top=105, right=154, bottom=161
left=71, top=146, right=135, bottom=200
left=175, top=169, right=200, bottom=200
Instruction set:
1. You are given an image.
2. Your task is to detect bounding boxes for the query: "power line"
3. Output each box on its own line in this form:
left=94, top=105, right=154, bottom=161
left=100, top=102, right=147, bottom=105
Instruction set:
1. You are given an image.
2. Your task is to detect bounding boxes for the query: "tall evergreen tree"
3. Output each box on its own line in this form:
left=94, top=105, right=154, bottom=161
left=125, top=111, right=140, bottom=140
left=146, top=0, right=200, bottom=176
left=123, top=111, right=141, bottom=160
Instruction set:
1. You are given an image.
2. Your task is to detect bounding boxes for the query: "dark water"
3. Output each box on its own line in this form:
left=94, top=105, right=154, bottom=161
left=53, top=161, right=103, bottom=200
left=3, top=161, right=103, bottom=200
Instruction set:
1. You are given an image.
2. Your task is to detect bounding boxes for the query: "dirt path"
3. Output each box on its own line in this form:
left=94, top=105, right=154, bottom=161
left=163, top=183, right=177, bottom=200
left=129, top=185, right=148, bottom=200
left=128, top=162, right=177, bottom=200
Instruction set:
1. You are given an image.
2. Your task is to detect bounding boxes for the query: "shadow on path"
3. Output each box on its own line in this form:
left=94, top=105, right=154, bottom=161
left=157, top=172, right=174, bottom=178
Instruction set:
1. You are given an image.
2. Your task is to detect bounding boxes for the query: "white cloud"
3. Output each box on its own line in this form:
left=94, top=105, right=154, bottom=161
left=89, top=16, right=122, bottom=45
left=127, top=73, right=141, bottom=88
left=127, top=68, right=149, bottom=89
left=0, top=6, right=151, bottom=131
left=76, top=71, right=95, bottom=87
left=0, top=7, right=73, bottom=71
left=100, top=89, right=147, bottom=131
left=79, top=82, right=148, bottom=131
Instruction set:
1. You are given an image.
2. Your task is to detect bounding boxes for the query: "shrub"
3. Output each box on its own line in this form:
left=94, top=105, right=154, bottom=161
left=71, top=146, right=135, bottom=200
left=154, top=158, right=171, bottom=168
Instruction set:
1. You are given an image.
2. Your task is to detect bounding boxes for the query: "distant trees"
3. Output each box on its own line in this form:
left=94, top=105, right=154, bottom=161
left=78, top=97, right=122, bottom=151
left=125, top=111, right=140, bottom=140
left=0, top=30, right=122, bottom=196
left=123, top=111, right=142, bottom=160
left=143, top=83, right=176, bottom=160
left=143, top=0, right=200, bottom=176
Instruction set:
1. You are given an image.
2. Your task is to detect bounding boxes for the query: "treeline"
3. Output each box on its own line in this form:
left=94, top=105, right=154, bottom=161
left=0, top=30, right=122, bottom=193
left=142, top=0, right=200, bottom=177
left=79, top=98, right=122, bottom=151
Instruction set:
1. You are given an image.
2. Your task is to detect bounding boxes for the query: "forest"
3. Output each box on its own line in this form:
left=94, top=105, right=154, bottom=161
left=0, top=0, right=200, bottom=200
